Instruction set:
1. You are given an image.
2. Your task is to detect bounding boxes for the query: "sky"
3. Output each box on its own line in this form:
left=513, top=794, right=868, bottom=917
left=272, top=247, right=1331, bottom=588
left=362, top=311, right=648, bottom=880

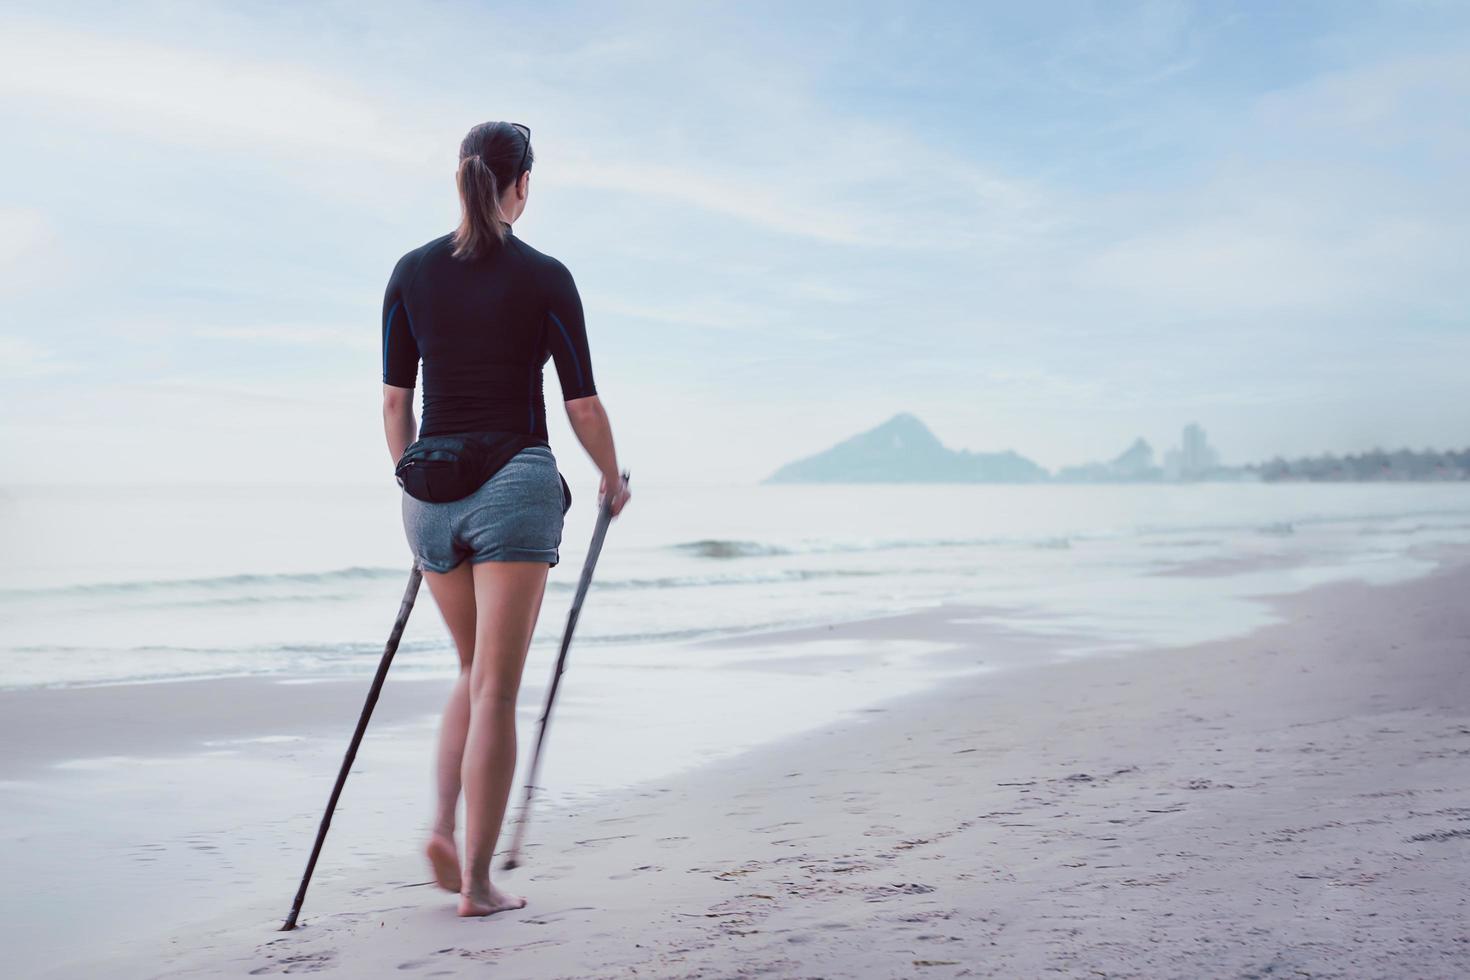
left=1, top=0, right=1467, bottom=486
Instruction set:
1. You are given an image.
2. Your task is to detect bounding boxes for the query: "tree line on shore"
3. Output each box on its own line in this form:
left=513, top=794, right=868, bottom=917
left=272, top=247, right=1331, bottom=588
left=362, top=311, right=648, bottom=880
left=1247, top=446, right=1470, bottom=482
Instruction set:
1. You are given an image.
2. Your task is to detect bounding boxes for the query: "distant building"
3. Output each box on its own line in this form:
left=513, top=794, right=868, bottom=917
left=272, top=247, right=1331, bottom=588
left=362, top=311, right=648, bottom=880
left=1163, top=423, right=1222, bottom=480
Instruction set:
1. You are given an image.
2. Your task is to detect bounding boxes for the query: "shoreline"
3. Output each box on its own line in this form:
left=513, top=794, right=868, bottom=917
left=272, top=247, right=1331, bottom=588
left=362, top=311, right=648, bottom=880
left=39, top=543, right=1470, bottom=978
left=0, top=598, right=1081, bottom=779
left=0, top=674, right=460, bottom=779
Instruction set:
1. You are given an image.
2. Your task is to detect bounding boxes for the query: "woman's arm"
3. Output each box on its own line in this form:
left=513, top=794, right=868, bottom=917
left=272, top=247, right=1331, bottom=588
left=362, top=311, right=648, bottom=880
left=546, top=259, right=628, bottom=515
left=383, top=384, right=417, bottom=463
left=565, top=394, right=629, bottom=515
left=381, top=254, right=421, bottom=464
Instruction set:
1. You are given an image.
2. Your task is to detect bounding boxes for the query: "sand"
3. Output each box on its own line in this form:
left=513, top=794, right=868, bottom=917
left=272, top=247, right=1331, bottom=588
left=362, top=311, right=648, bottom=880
left=0, top=675, right=458, bottom=779
left=44, top=549, right=1470, bottom=979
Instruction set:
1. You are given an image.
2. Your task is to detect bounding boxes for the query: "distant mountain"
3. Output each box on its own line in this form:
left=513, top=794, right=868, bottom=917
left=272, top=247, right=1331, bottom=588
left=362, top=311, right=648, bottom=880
left=1054, top=437, right=1163, bottom=482
left=765, top=414, right=1469, bottom=485
left=764, top=413, right=1049, bottom=484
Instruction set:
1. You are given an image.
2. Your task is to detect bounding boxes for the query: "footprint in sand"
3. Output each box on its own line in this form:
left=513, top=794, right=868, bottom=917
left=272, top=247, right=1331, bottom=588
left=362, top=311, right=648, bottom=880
left=249, top=949, right=337, bottom=974
left=594, top=812, right=655, bottom=826
left=894, top=909, right=956, bottom=923
left=609, top=864, right=663, bottom=880
left=864, top=882, right=936, bottom=902
left=436, top=940, right=557, bottom=962
left=1407, top=828, right=1470, bottom=842
left=800, top=858, right=874, bottom=875
left=863, top=824, right=902, bottom=836
left=572, top=833, right=636, bottom=849
left=522, top=906, right=596, bottom=925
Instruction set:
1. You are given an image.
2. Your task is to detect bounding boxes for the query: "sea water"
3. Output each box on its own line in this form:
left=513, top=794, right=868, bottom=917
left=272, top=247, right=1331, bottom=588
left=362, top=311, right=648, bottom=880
left=4, top=480, right=1469, bottom=691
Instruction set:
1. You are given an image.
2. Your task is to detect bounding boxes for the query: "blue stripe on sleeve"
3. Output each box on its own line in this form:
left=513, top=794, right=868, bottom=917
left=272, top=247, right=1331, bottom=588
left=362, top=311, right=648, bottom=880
left=547, top=311, right=585, bottom=390
left=382, top=300, right=401, bottom=378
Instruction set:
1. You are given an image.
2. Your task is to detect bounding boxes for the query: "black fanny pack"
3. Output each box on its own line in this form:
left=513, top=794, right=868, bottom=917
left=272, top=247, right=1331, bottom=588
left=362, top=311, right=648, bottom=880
left=395, top=431, right=571, bottom=514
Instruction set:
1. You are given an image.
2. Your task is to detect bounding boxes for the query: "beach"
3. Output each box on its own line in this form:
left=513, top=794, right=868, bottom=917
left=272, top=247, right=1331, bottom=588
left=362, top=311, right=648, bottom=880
left=21, top=537, right=1469, bottom=978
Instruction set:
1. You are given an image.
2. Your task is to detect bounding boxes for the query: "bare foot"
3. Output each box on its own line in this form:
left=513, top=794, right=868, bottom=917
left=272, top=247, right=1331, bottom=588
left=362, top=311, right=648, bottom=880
left=425, top=832, right=461, bottom=893
left=457, top=882, right=527, bottom=917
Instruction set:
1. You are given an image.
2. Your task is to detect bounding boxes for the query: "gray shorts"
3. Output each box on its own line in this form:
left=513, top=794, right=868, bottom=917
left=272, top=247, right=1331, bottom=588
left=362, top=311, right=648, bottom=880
left=401, top=444, right=564, bottom=571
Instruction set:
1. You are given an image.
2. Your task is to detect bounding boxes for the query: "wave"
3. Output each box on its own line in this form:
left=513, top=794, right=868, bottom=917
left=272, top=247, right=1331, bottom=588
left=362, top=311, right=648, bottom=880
left=668, top=534, right=1081, bottom=559
left=0, top=566, right=409, bottom=601
left=102, top=567, right=886, bottom=604
left=0, top=562, right=885, bottom=608
left=671, top=539, right=794, bottom=559
left=552, top=567, right=884, bottom=592
left=661, top=505, right=1470, bottom=561
left=7, top=638, right=448, bottom=658
left=1133, top=505, right=1470, bottom=539
left=129, top=593, right=361, bottom=610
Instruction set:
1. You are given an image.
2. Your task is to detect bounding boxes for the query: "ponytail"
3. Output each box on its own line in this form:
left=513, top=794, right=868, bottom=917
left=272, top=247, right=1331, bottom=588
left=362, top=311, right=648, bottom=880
left=453, top=155, right=506, bottom=258
left=451, top=120, right=533, bottom=260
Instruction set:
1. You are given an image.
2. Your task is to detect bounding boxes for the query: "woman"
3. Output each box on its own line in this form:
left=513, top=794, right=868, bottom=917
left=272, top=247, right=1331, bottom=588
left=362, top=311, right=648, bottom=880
left=381, top=120, right=631, bottom=917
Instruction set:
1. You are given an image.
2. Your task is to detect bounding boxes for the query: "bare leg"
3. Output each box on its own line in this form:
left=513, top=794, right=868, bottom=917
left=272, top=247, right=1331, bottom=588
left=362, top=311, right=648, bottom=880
left=420, top=562, right=478, bottom=891
left=459, top=559, right=549, bottom=916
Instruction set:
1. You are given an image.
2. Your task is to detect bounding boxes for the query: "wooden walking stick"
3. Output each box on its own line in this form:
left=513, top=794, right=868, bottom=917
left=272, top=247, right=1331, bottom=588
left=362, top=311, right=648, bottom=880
left=280, top=563, right=424, bottom=930
left=501, top=470, right=627, bottom=870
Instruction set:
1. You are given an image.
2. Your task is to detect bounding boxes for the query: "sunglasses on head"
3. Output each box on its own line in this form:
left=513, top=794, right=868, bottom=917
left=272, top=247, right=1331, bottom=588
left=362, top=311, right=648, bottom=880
left=510, top=122, right=530, bottom=177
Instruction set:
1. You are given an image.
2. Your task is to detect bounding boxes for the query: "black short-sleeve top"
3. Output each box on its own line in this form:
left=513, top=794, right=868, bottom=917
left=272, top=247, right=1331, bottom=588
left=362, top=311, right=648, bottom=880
left=381, top=227, right=597, bottom=441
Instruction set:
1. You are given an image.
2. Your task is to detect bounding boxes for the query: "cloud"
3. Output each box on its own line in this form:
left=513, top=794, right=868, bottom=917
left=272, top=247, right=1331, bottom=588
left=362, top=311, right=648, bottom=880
left=554, top=159, right=875, bottom=247
left=0, top=19, right=437, bottom=169
left=0, top=207, right=54, bottom=263
left=1255, top=47, right=1470, bottom=149
left=1072, top=46, right=1470, bottom=318
left=0, top=335, right=75, bottom=379
left=1039, top=0, right=1206, bottom=97
left=0, top=14, right=1053, bottom=252
left=192, top=323, right=375, bottom=349
left=597, top=295, right=795, bottom=332
left=1076, top=208, right=1449, bottom=313
left=0, top=207, right=62, bottom=293
left=136, top=377, right=357, bottom=408
left=554, top=131, right=1051, bottom=250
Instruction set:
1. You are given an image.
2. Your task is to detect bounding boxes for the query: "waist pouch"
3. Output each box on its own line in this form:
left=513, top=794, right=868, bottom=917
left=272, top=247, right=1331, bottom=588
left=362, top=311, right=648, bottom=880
left=395, top=431, right=571, bottom=514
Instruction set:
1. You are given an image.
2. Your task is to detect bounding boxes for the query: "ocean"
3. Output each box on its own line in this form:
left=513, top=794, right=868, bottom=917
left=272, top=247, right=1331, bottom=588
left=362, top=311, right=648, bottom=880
left=5, top=479, right=1469, bottom=790
left=3, top=480, right=1468, bottom=692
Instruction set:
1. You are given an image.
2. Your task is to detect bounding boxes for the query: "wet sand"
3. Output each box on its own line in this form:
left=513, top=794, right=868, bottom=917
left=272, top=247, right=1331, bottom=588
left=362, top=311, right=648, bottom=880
left=41, top=546, right=1470, bottom=978
left=0, top=675, right=456, bottom=779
